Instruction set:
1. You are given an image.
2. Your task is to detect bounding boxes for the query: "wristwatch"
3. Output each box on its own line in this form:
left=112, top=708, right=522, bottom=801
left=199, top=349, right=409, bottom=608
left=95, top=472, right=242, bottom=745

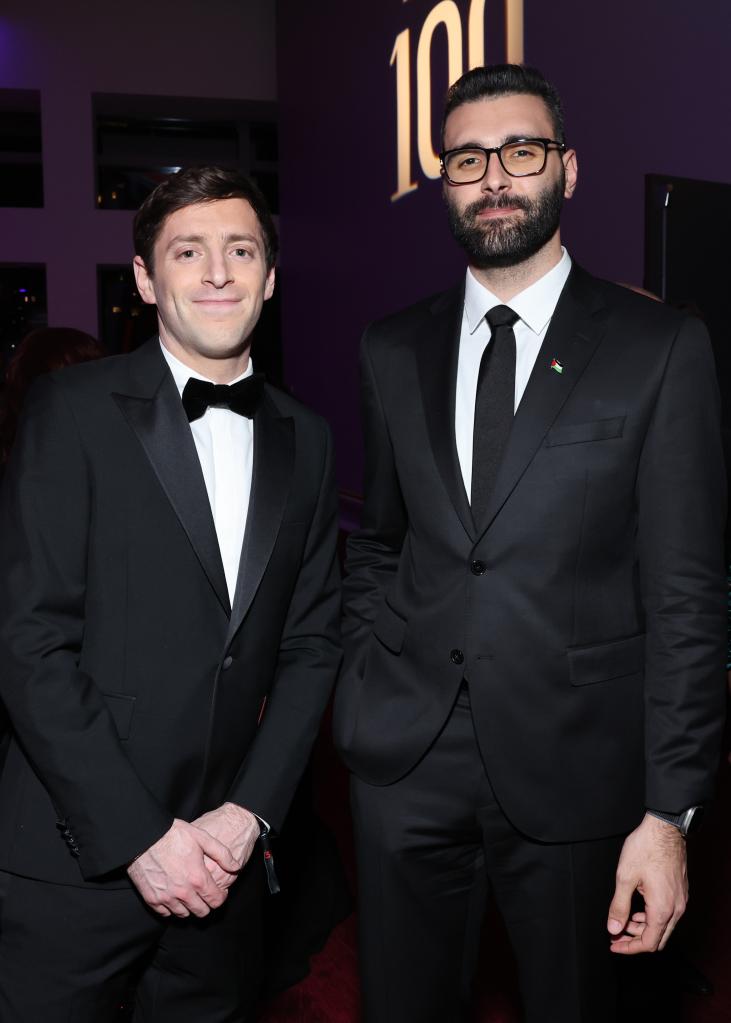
left=647, top=806, right=704, bottom=837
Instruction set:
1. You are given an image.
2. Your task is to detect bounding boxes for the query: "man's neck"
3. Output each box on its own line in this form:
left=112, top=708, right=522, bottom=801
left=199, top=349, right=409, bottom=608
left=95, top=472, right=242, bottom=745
left=160, top=335, right=251, bottom=384
left=468, top=235, right=563, bottom=303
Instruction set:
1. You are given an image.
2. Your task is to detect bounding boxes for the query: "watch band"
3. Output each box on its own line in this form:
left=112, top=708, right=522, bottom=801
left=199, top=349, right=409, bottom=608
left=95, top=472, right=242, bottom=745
left=647, top=806, right=703, bottom=837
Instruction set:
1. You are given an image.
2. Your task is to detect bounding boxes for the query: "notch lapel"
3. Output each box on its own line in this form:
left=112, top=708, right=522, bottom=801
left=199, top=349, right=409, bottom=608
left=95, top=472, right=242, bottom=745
left=227, top=393, right=294, bottom=644
left=113, top=340, right=230, bottom=616
left=416, top=285, right=476, bottom=541
left=475, top=266, right=609, bottom=537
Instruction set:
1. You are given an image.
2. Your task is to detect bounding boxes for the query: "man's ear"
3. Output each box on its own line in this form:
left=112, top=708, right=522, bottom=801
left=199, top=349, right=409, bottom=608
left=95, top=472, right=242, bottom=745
left=133, top=255, right=156, bottom=306
left=563, top=149, right=578, bottom=198
left=264, top=266, right=275, bottom=302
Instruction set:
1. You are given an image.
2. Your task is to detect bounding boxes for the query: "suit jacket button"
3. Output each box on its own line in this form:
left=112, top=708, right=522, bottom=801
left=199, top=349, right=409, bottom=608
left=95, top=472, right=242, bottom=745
left=222, top=656, right=234, bottom=671
left=470, top=560, right=486, bottom=575
left=450, top=648, right=464, bottom=665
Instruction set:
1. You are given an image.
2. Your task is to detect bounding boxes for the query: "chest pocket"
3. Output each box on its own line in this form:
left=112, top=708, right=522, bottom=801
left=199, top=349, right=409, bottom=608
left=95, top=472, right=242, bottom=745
left=545, top=416, right=625, bottom=447
left=568, top=633, right=644, bottom=686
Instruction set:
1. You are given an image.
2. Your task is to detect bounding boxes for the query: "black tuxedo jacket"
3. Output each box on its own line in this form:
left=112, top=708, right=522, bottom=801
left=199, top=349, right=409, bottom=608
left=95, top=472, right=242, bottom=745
left=334, top=265, right=726, bottom=842
left=0, top=339, right=341, bottom=887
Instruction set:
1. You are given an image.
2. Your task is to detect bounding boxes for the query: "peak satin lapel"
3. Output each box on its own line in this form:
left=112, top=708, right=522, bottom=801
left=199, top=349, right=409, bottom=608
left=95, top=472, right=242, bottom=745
left=417, top=287, right=475, bottom=541
left=227, top=396, right=293, bottom=644
left=113, top=370, right=231, bottom=617
left=475, top=268, right=608, bottom=538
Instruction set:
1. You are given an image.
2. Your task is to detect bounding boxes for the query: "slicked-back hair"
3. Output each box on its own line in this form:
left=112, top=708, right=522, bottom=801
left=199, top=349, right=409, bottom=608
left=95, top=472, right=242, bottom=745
left=441, top=64, right=565, bottom=147
left=133, top=166, right=278, bottom=275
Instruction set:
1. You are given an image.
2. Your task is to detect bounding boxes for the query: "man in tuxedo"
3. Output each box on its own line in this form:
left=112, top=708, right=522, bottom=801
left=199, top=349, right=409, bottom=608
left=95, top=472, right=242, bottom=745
left=334, top=65, right=726, bottom=1022
left=0, top=167, right=341, bottom=1021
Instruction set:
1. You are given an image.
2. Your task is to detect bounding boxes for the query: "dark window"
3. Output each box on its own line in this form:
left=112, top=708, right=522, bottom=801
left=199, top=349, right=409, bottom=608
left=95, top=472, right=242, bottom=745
left=93, top=95, right=278, bottom=212
left=0, top=265, right=47, bottom=373
left=0, top=90, right=43, bottom=207
left=97, top=265, right=157, bottom=354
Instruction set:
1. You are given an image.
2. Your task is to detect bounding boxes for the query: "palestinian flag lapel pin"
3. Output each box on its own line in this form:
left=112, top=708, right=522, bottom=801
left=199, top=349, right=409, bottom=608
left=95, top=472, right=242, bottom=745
left=550, top=358, right=564, bottom=374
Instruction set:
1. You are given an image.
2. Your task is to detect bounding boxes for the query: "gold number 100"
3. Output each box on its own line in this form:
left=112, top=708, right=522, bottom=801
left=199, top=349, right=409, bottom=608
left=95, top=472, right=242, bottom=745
left=390, top=0, right=524, bottom=201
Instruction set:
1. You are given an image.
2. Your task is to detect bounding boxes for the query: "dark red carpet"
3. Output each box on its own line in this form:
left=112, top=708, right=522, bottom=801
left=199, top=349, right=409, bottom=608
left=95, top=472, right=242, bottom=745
left=259, top=720, right=731, bottom=1023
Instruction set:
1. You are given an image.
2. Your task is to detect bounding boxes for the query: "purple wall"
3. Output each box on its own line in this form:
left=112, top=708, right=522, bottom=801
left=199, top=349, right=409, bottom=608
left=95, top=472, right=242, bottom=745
left=0, top=0, right=276, bottom=336
left=277, top=0, right=731, bottom=496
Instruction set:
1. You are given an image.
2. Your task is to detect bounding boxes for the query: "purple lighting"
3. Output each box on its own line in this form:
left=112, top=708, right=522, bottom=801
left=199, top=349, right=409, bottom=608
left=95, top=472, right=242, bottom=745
left=0, top=20, right=14, bottom=67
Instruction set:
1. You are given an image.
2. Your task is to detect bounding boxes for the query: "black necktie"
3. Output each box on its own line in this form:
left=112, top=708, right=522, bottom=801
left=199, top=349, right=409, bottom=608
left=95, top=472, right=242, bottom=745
left=181, top=374, right=265, bottom=423
left=471, top=305, right=519, bottom=525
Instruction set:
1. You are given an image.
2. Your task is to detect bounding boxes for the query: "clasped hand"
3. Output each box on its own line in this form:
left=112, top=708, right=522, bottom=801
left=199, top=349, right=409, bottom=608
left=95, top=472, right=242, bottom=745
left=127, top=803, right=260, bottom=918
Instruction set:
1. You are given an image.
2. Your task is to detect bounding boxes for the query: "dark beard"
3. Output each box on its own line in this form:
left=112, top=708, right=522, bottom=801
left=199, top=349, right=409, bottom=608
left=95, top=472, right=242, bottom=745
left=445, top=173, right=565, bottom=269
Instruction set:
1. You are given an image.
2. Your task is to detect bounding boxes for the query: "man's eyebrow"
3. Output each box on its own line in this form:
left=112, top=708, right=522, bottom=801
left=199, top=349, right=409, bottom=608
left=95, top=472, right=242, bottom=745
left=446, top=134, right=545, bottom=150
left=165, top=234, right=206, bottom=250
left=502, top=133, right=547, bottom=144
left=444, top=139, right=482, bottom=151
left=223, top=233, right=260, bottom=244
left=165, top=232, right=261, bottom=249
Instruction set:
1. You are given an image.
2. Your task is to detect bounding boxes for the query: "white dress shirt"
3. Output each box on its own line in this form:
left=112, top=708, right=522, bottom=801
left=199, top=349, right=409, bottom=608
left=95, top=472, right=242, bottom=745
left=455, top=247, right=572, bottom=499
left=160, top=342, right=253, bottom=605
left=161, top=342, right=272, bottom=831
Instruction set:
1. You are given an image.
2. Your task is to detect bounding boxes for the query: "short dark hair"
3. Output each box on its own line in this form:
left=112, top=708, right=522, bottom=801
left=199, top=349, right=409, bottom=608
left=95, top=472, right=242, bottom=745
left=133, top=166, right=278, bottom=275
left=441, top=64, right=565, bottom=147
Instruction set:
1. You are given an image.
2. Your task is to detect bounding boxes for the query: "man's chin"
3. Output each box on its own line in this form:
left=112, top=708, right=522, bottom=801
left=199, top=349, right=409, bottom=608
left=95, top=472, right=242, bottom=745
left=192, top=309, right=261, bottom=353
left=188, top=329, right=251, bottom=360
left=469, top=251, right=529, bottom=271
left=465, top=236, right=537, bottom=271
left=465, top=224, right=556, bottom=270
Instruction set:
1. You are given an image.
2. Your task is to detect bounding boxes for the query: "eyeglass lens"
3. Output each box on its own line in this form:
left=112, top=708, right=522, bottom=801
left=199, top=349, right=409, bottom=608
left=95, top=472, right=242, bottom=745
left=444, top=141, right=547, bottom=182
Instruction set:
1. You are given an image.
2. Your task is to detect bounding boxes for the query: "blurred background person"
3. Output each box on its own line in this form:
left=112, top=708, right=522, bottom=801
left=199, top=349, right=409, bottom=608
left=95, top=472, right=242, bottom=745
left=0, top=327, right=104, bottom=467
left=0, top=326, right=103, bottom=771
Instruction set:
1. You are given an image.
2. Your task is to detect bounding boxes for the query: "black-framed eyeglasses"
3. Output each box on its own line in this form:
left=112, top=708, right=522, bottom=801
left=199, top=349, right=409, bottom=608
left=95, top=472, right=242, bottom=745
left=439, top=138, right=567, bottom=184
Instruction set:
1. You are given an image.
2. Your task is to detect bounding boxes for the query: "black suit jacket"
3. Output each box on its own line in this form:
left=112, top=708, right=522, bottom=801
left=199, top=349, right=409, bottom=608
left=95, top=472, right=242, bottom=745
left=334, top=265, right=726, bottom=842
left=0, top=338, right=341, bottom=887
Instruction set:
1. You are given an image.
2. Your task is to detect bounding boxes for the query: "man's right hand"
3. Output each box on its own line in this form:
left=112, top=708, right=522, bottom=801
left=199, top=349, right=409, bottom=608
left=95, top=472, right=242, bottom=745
left=127, top=818, right=239, bottom=919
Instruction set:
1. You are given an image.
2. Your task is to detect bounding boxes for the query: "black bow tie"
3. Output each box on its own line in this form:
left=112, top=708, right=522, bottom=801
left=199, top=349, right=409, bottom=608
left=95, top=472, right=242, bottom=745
left=181, top=374, right=265, bottom=423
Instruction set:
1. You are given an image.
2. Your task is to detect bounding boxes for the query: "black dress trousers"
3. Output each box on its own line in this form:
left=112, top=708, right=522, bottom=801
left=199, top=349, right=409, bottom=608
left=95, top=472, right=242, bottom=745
left=0, top=854, right=264, bottom=1023
left=351, top=685, right=624, bottom=1023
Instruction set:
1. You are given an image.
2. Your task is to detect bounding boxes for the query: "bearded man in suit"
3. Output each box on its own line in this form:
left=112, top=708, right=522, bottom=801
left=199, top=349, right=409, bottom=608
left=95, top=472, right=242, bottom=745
left=334, top=65, right=726, bottom=1023
left=0, top=166, right=341, bottom=1022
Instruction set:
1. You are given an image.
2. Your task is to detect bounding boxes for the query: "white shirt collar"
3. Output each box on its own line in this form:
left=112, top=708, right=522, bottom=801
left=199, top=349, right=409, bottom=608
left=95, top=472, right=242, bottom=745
left=463, top=247, right=572, bottom=336
left=159, top=339, right=253, bottom=398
